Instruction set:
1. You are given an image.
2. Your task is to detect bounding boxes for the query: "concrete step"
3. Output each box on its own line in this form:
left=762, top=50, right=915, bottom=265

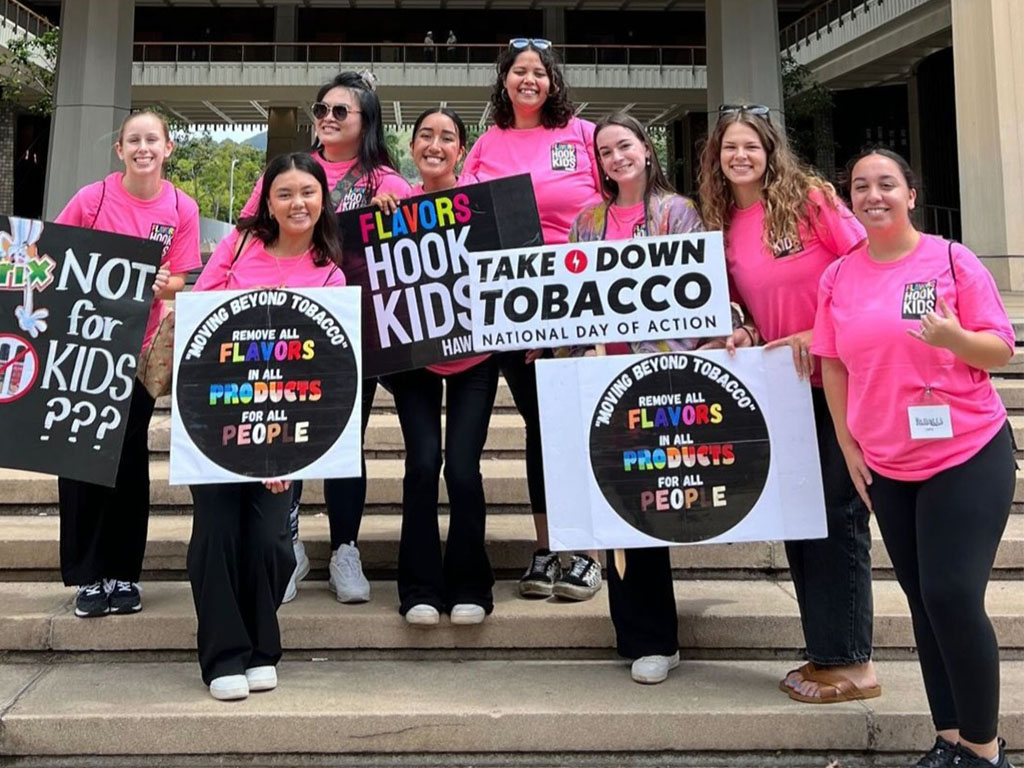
left=6, top=460, right=1024, bottom=510
left=1, top=659, right=1024, bottom=758
left=4, top=515, right=1024, bottom=578
left=3, top=578, right=1024, bottom=654
left=147, top=413, right=529, bottom=454
left=996, top=378, right=1024, bottom=409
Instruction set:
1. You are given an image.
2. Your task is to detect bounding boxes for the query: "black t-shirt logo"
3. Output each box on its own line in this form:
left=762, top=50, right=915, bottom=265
left=148, top=223, right=176, bottom=258
left=550, top=143, right=578, bottom=172
left=632, top=221, right=646, bottom=238
left=902, top=280, right=936, bottom=319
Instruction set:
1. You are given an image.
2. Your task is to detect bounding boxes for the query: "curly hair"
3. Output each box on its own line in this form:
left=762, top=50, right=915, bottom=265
left=698, top=111, right=838, bottom=250
left=237, top=152, right=343, bottom=269
left=489, top=43, right=575, bottom=130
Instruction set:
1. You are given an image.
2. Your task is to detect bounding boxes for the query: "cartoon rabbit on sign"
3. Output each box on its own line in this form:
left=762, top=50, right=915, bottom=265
left=1, top=218, right=49, bottom=338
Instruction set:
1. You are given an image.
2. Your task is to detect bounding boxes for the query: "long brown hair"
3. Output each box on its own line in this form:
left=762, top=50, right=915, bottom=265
left=594, top=112, right=675, bottom=203
left=698, top=111, right=837, bottom=249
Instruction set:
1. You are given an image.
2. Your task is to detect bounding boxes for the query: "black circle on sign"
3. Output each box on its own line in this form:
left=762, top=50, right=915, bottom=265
left=176, top=290, right=358, bottom=478
left=589, top=353, right=770, bottom=543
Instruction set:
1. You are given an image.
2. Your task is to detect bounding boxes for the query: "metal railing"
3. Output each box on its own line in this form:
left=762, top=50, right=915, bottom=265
left=0, top=0, right=52, bottom=38
left=132, top=41, right=707, bottom=69
left=921, top=204, right=961, bottom=242
left=779, top=0, right=884, bottom=51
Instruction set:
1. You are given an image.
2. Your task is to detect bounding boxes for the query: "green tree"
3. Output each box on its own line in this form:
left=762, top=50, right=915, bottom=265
left=782, top=56, right=836, bottom=175
left=0, top=27, right=60, bottom=115
left=164, top=134, right=265, bottom=222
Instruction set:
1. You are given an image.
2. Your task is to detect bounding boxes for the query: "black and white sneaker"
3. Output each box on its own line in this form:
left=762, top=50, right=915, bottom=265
left=74, top=582, right=109, bottom=618
left=105, top=580, right=142, bottom=614
left=552, top=554, right=602, bottom=601
left=518, top=549, right=561, bottom=598
left=951, top=738, right=1013, bottom=768
left=911, top=736, right=956, bottom=768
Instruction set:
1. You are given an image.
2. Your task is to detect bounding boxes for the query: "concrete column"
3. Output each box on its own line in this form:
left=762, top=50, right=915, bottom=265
left=543, top=6, right=566, bottom=45
left=43, top=0, right=134, bottom=219
left=274, top=5, right=298, bottom=63
left=907, top=65, right=925, bottom=230
left=266, top=106, right=309, bottom=161
left=951, top=0, right=1024, bottom=288
left=705, top=0, right=785, bottom=132
left=0, top=102, right=15, bottom=215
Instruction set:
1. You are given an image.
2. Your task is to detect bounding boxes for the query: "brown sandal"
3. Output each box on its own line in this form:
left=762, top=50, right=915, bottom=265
left=778, top=662, right=816, bottom=694
left=786, top=667, right=882, bottom=704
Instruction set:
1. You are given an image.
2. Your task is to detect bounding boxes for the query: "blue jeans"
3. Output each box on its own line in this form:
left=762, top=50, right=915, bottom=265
left=784, top=386, right=874, bottom=666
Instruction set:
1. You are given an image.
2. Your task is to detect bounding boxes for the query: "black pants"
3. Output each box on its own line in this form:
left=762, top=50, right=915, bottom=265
left=291, top=378, right=377, bottom=548
left=390, top=360, right=499, bottom=613
left=607, top=387, right=875, bottom=663
left=187, top=482, right=295, bottom=685
left=58, top=380, right=155, bottom=586
left=870, top=423, right=1014, bottom=744
left=607, top=546, right=678, bottom=658
left=785, top=386, right=874, bottom=666
left=498, top=351, right=546, bottom=516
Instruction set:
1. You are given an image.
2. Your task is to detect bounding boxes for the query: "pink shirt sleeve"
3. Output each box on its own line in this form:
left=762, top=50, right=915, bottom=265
left=54, top=183, right=101, bottom=227
left=239, top=175, right=264, bottom=220
left=950, top=245, right=1016, bottom=353
left=456, top=171, right=479, bottom=187
left=193, top=228, right=241, bottom=292
left=811, top=258, right=842, bottom=358
left=462, top=134, right=484, bottom=179
left=808, top=191, right=865, bottom=257
left=323, top=264, right=347, bottom=287
left=165, top=195, right=202, bottom=274
left=375, top=171, right=413, bottom=199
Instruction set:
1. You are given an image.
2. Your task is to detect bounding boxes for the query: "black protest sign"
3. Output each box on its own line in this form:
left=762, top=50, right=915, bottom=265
left=589, top=353, right=771, bottom=543
left=171, top=288, right=362, bottom=483
left=0, top=216, right=162, bottom=485
left=338, top=175, right=542, bottom=377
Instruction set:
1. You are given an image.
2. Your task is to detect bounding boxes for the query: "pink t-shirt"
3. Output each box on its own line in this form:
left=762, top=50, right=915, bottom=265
left=725, top=188, right=865, bottom=386
left=195, top=228, right=345, bottom=291
left=240, top=152, right=412, bottom=218
left=812, top=234, right=1013, bottom=480
left=56, top=173, right=202, bottom=351
left=461, top=117, right=602, bottom=246
left=605, top=202, right=646, bottom=241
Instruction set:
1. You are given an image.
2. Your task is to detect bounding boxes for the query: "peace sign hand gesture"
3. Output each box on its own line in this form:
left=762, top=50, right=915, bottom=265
left=907, top=297, right=964, bottom=351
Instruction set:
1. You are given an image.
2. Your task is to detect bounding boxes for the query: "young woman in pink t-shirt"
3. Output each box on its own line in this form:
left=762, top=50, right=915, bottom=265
left=369, top=107, right=499, bottom=626
left=189, top=152, right=345, bottom=701
left=461, top=39, right=604, bottom=601
left=55, top=110, right=201, bottom=620
left=814, top=149, right=1015, bottom=768
left=698, top=107, right=877, bottom=704
left=242, top=73, right=412, bottom=609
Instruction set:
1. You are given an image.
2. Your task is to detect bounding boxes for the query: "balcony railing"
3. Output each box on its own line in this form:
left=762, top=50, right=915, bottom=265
left=0, top=0, right=52, bottom=39
left=921, top=204, right=961, bottom=242
left=779, top=0, right=885, bottom=51
left=132, top=41, right=707, bottom=69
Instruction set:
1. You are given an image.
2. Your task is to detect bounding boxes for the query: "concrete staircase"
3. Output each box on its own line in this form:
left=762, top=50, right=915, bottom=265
left=4, top=354, right=1024, bottom=765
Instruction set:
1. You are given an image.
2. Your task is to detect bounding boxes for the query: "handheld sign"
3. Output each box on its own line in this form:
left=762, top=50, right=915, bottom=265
left=469, top=232, right=732, bottom=352
left=0, top=216, right=162, bottom=486
left=535, top=349, right=826, bottom=550
left=337, top=175, right=542, bottom=377
left=170, top=287, right=362, bottom=484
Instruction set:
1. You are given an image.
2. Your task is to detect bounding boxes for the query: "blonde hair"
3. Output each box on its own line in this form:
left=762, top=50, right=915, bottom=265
left=117, top=110, right=171, bottom=145
left=698, top=111, right=837, bottom=250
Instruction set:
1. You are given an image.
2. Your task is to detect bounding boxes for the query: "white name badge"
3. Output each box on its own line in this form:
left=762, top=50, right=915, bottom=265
left=908, top=404, right=953, bottom=440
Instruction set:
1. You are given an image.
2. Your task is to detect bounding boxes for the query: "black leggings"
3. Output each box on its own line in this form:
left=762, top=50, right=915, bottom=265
left=869, top=423, right=1014, bottom=744
left=498, top=351, right=546, bottom=516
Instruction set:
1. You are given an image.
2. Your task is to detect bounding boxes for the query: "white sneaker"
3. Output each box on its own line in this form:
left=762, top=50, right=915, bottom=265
left=245, top=665, right=277, bottom=692
left=282, top=539, right=309, bottom=604
left=209, top=674, right=249, bottom=701
left=450, top=603, right=486, bottom=625
left=631, top=651, right=680, bottom=684
left=328, top=542, right=370, bottom=603
left=404, top=604, right=440, bottom=626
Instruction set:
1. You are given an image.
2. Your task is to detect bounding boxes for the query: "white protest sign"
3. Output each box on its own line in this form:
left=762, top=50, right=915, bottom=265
left=536, top=349, right=826, bottom=550
left=170, top=287, right=362, bottom=484
left=469, top=232, right=732, bottom=352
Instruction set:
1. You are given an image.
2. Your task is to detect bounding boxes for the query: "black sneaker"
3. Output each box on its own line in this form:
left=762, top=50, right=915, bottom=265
left=74, top=582, right=109, bottom=618
left=518, top=549, right=561, bottom=598
left=552, top=554, right=602, bottom=601
left=105, top=580, right=142, bottom=614
left=952, top=739, right=1013, bottom=768
left=912, top=736, right=956, bottom=768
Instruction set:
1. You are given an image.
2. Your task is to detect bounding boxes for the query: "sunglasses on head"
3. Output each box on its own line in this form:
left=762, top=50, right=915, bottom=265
left=311, top=102, right=360, bottom=121
left=717, top=104, right=771, bottom=118
left=509, top=37, right=552, bottom=50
